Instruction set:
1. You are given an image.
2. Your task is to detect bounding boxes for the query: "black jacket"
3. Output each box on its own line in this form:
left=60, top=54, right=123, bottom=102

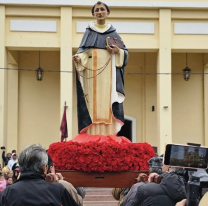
left=1, top=151, right=10, bottom=166
left=124, top=173, right=187, bottom=206
left=0, top=172, right=79, bottom=206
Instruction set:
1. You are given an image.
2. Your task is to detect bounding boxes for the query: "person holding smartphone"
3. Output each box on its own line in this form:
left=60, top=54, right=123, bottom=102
left=1, top=147, right=12, bottom=166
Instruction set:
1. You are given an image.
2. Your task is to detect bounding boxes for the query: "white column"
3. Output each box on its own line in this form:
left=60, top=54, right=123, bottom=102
left=157, top=9, right=172, bottom=154
left=7, top=51, right=19, bottom=152
left=60, top=7, right=73, bottom=139
left=141, top=53, right=146, bottom=142
left=0, top=6, right=7, bottom=165
left=204, top=63, right=208, bottom=146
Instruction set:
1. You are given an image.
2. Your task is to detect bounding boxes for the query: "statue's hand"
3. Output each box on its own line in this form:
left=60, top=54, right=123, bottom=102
left=72, top=55, right=81, bottom=66
left=106, top=45, right=120, bottom=54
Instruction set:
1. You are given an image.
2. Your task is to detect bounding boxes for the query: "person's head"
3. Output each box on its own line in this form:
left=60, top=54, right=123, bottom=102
left=7, top=177, right=13, bottom=185
left=7, top=170, right=13, bottom=178
left=12, top=150, right=16, bottom=154
left=12, top=153, right=17, bottom=160
left=91, top=1, right=110, bottom=24
left=2, top=166, right=9, bottom=174
left=7, top=153, right=12, bottom=158
left=0, top=174, right=5, bottom=181
left=148, top=156, right=163, bottom=175
left=47, top=155, right=55, bottom=174
left=18, top=144, right=48, bottom=177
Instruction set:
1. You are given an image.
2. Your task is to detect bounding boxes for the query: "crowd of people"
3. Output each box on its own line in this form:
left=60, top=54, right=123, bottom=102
left=112, top=156, right=208, bottom=206
left=1, top=145, right=208, bottom=205
left=0, top=148, right=20, bottom=195
left=0, top=145, right=85, bottom=206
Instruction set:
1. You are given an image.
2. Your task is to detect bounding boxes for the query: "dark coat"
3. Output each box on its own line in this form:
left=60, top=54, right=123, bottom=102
left=1, top=151, right=10, bottom=166
left=124, top=173, right=187, bottom=206
left=121, top=183, right=145, bottom=206
left=76, top=25, right=128, bottom=133
left=0, top=172, right=79, bottom=206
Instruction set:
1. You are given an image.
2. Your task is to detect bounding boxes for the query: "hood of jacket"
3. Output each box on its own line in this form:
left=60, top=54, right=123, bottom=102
left=11, top=153, right=18, bottom=160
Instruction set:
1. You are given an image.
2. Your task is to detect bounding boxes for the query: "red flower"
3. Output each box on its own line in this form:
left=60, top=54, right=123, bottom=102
left=47, top=139, right=155, bottom=173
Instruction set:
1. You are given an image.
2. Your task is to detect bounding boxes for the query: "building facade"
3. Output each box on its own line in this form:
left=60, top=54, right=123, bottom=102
left=1, top=0, right=208, bottom=162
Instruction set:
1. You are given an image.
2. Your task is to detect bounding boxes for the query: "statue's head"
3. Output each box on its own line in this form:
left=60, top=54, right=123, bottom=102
left=91, top=1, right=110, bottom=23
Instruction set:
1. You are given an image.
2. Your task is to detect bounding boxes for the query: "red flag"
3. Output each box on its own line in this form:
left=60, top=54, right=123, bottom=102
left=60, top=107, right=68, bottom=142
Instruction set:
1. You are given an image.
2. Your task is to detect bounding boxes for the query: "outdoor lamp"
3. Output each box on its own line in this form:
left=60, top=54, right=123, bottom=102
left=36, top=67, right=43, bottom=81
left=36, top=51, right=43, bottom=81
left=183, top=53, right=191, bottom=81
left=183, top=67, right=191, bottom=81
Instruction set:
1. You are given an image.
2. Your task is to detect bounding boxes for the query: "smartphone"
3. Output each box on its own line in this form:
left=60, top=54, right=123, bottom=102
left=164, top=144, right=208, bottom=170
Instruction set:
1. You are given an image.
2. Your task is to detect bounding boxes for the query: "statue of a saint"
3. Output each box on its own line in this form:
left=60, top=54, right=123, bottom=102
left=73, top=1, right=128, bottom=136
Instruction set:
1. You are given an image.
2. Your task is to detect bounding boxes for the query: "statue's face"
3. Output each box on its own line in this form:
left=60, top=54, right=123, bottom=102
left=93, top=4, right=109, bottom=22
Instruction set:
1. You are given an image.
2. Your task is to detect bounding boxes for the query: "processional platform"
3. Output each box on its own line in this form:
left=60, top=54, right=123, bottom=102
left=56, top=170, right=149, bottom=188
left=50, top=134, right=154, bottom=188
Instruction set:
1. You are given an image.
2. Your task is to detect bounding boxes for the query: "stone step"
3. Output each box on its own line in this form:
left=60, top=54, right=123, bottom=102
left=83, top=188, right=118, bottom=206
left=83, top=201, right=118, bottom=206
left=84, top=187, right=113, bottom=195
left=84, top=195, right=115, bottom=201
left=85, top=188, right=113, bottom=191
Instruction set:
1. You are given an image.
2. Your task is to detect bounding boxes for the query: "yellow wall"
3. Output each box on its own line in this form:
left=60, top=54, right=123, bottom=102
left=14, top=51, right=208, bottom=152
left=2, top=3, right=208, bottom=155
left=18, top=51, right=60, bottom=150
left=5, top=17, right=60, bottom=50
left=172, top=53, right=204, bottom=145
left=6, top=51, right=19, bottom=153
left=124, top=52, right=143, bottom=142
left=72, top=17, right=159, bottom=50
left=124, top=52, right=158, bottom=145
left=172, top=20, right=208, bottom=51
left=145, top=53, right=157, bottom=146
left=5, top=51, right=207, bottom=152
left=0, top=6, right=7, bottom=163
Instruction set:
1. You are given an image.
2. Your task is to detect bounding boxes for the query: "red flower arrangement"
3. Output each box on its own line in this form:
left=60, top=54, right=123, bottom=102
left=48, top=139, right=155, bottom=173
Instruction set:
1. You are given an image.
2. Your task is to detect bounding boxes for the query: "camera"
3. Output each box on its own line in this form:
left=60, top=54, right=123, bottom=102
left=1, top=146, right=5, bottom=150
left=164, top=143, right=208, bottom=206
left=186, top=170, right=208, bottom=206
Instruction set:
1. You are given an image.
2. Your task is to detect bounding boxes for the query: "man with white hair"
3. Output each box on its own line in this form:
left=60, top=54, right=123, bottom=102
left=0, top=144, right=79, bottom=206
